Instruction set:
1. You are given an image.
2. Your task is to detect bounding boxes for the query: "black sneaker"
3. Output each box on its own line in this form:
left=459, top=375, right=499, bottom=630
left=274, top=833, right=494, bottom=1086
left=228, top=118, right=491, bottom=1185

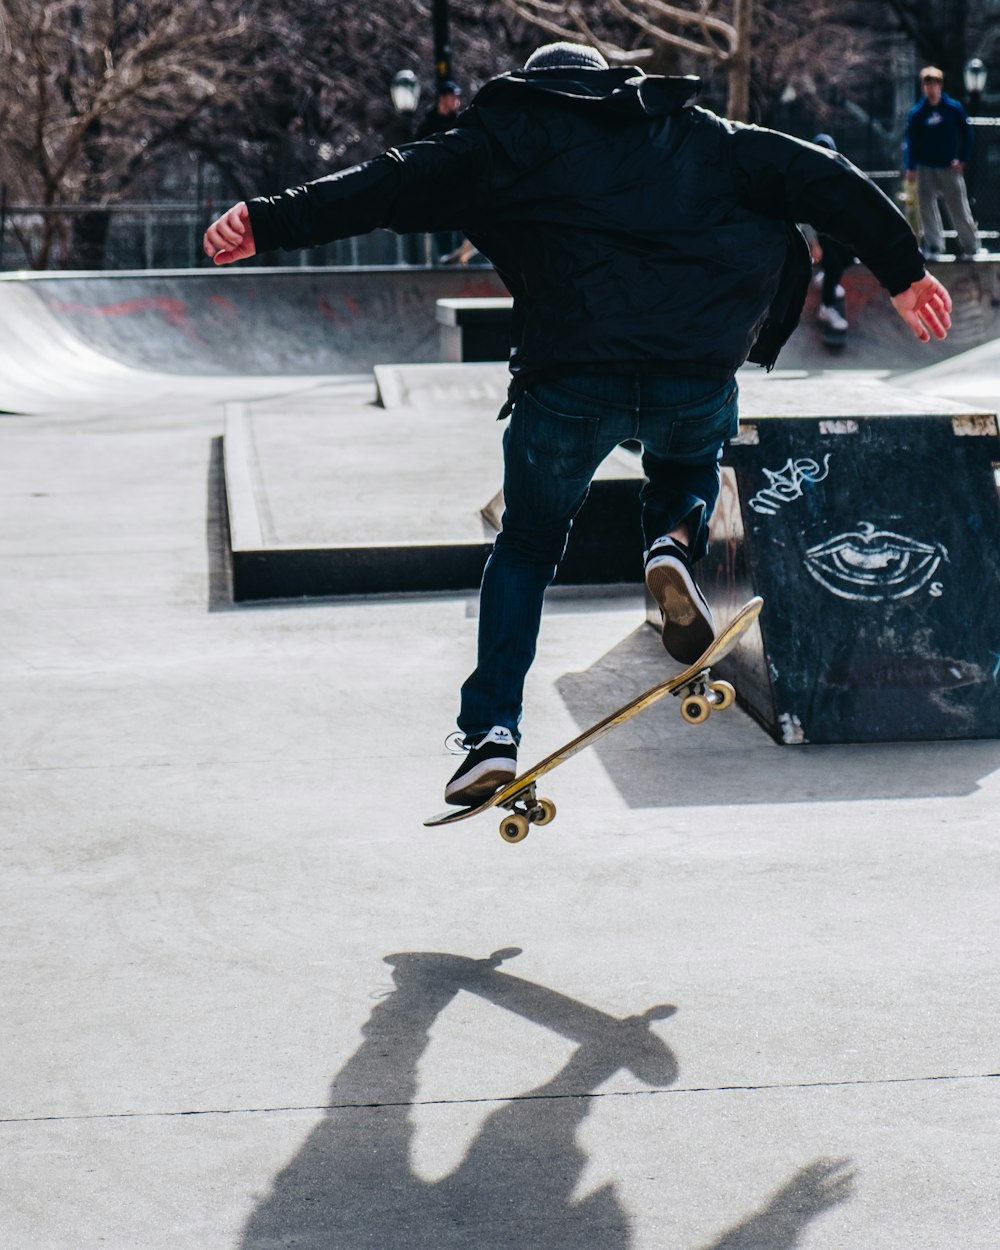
left=444, top=726, right=518, bottom=806
left=644, top=536, right=716, bottom=665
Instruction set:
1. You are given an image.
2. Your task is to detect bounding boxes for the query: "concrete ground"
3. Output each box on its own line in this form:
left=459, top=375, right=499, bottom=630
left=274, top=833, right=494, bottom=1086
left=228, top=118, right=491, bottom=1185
left=2, top=343, right=1000, bottom=1248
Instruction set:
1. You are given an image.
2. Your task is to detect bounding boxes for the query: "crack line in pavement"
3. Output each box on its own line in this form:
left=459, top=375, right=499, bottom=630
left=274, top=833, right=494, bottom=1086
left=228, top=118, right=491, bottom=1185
left=2, top=1070, right=998, bottom=1125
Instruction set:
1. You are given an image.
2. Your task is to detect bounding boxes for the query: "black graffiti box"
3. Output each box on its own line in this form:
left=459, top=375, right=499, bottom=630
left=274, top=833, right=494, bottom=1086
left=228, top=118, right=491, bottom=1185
left=697, top=412, right=1000, bottom=744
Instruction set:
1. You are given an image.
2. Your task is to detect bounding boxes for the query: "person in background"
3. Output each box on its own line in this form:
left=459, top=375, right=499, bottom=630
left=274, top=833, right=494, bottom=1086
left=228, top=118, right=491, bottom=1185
left=810, top=134, right=857, bottom=334
left=416, top=81, right=463, bottom=139
left=904, top=66, right=984, bottom=261
left=417, top=81, right=466, bottom=259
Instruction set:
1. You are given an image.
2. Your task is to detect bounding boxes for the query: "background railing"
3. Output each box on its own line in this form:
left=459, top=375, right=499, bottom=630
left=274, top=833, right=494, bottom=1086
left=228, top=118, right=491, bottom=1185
left=3, top=120, right=1000, bottom=271
left=0, top=198, right=479, bottom=271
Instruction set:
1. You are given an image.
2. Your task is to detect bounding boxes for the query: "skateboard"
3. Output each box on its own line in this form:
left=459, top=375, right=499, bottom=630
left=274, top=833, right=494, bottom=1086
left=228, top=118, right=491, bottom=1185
left=425, top=595, right=764, bottom=842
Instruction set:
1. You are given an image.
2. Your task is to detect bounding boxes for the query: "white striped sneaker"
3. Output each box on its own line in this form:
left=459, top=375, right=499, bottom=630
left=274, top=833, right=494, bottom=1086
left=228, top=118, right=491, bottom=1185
left=444, top=726, right=518, bottom=806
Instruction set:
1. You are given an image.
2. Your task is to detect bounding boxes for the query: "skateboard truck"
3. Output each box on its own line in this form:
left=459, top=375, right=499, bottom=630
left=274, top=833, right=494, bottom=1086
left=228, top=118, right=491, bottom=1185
left=678, top=673, right=736, bottom=723
left=496, top=783, right=557, bottom=843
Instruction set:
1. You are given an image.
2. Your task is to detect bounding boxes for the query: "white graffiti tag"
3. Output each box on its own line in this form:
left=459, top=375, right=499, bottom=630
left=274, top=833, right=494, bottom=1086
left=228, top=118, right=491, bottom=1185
left=749, top=455, right=832, bottom=515
left=804, top=522, right=949, bottom=601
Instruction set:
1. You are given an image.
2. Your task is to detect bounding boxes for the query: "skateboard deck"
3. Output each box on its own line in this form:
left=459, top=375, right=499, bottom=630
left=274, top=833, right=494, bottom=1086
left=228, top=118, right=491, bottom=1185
left=425, top=595, right=764, bottom=841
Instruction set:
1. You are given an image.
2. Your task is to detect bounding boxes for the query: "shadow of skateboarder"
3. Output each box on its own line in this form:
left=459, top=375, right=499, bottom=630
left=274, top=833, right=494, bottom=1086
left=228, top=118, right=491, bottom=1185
left=240, top=949, right=853, bottom=1248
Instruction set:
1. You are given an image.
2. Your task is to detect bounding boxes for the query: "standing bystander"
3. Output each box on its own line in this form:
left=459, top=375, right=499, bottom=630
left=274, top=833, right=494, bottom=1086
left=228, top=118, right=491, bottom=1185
left=810, top=134, right=857, bottom=335
left=904, top=66, right=984, bottom=260
left=416, top=81, right=466, bottom=259
left=416, top=81, right=463, bottom=138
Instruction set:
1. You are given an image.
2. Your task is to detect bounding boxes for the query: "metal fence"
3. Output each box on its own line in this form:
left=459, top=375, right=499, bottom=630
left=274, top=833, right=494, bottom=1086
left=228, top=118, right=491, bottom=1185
left=0, top=198, right=475, bottom=271
left=3, top=121, right=1000, bottom=271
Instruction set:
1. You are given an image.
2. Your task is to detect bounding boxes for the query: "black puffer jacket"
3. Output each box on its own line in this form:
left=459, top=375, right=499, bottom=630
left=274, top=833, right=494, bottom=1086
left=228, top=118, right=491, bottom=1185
left=248, top=67, right=924, bottom=377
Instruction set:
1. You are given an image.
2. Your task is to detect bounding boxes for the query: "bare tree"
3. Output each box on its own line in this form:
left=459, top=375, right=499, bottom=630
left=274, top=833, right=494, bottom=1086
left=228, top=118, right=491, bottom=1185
left=883, top=0, right=969, bottom=88
left=496, top=0, right=754, bottom=118
left=0, top=0, right=250, bottom=266
left=747, top=1, right=898, bottom=126
left=0, top=0, right=539, bottom=265
left=5, top=0, right=976, bottom=269
left=493, top=0, right=958, bottom=138
left=213, top=0, right=537, bottom=184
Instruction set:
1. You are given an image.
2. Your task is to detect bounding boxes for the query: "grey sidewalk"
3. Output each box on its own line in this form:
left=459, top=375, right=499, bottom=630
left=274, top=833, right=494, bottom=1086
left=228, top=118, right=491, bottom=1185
left=2, top=368, right=999, bottom=1249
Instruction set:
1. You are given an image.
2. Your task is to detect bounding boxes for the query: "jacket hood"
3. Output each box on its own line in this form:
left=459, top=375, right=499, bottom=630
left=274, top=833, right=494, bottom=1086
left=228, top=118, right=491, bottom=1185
left=473, top=67, right=701, bottom=118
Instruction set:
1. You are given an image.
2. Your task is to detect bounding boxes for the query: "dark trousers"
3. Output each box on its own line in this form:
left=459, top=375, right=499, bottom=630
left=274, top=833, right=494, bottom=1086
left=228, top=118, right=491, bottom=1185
left=458, top=371, right=738, bottom=740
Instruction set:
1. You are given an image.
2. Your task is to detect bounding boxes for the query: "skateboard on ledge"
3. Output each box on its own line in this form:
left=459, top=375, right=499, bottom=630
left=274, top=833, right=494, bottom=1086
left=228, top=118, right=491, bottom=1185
left=424, top=596, right=764, bottom=843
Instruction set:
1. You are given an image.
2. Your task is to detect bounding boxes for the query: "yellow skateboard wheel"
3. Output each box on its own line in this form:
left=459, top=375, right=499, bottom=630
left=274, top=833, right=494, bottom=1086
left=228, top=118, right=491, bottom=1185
left=533, top=798, right=557, bottom=826
left=680, top=694, right=711, bottom=724
left=708, top=680, right=736, bottom=710
left=499, top=813, right=530, bottom=842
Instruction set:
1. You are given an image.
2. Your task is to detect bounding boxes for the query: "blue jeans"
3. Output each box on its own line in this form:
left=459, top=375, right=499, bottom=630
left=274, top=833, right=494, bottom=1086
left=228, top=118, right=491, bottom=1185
left=459, top=371, right=739, bottom=742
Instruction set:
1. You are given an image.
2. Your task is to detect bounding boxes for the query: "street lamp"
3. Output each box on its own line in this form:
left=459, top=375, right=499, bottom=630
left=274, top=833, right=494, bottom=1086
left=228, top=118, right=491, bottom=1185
left=432, top=0, right=453, bottom=96
left=962, top=58, right=988, bottom=219
left=964, top=57, right=987, bottom=113
left=390, top=70, right=421, bottom=119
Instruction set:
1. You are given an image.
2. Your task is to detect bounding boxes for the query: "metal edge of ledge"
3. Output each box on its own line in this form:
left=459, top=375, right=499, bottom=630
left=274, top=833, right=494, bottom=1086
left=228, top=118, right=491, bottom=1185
left=222, top=402, right=265, bottom=551
left=372, top=364, right=402, bottom=409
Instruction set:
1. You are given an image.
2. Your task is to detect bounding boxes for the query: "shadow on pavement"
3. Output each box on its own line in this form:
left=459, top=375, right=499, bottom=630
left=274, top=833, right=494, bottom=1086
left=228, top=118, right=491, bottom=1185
left=698, top=1159, right=854, bottom=1250
left=240, top=949, right=853, bottom=1249
left=555, top=626, right=1000, bottom=807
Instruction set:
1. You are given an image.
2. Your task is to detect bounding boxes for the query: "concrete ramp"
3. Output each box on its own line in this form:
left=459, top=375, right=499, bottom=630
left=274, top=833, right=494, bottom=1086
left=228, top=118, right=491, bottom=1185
left=0, top=267, right=507, bottom=412
left=892, top=334, right=1000, bottom=414
left=779, top=257, right=1000, bottom=372
left=0, top=279, right=148, bottom=413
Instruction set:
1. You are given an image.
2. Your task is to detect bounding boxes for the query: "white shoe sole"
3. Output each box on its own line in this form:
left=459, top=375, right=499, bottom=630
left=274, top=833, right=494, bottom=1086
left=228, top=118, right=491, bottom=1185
left=445, top=757, right=517, bottom=806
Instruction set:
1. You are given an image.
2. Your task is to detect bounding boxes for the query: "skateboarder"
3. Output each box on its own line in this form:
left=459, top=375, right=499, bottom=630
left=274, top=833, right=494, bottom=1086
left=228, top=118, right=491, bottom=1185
left=204, top=42, right=952, bottom=806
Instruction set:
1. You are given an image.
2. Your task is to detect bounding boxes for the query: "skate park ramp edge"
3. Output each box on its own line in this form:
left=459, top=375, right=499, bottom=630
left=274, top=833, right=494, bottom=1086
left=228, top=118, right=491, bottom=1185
left=0, top=266, right=508, bottom=412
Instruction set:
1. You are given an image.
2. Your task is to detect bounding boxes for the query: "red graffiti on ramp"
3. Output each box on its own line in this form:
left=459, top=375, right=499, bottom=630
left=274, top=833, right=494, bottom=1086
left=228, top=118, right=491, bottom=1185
left=50, top=296, right=203, bottom=341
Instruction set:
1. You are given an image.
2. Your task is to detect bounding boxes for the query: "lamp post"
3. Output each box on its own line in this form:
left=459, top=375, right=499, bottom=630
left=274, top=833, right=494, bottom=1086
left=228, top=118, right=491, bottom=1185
left=390, top=71, right=423, bottom=262
left=432, top=0, right=452, bottom=97
left=964, top=56, right=987, bottom=115
left=963, top=58, right=987, bottom=209
left=390, top=69, right=422, bottom=129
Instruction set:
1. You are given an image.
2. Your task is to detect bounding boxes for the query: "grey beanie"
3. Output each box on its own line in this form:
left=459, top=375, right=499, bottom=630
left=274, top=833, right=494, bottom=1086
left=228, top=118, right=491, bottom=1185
left=524, top=42, right=609, bottom=71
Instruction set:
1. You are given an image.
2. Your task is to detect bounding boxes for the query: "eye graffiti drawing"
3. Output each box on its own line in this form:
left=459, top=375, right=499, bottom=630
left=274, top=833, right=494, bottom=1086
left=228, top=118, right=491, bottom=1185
left=804, top=523, right=949, bottom=601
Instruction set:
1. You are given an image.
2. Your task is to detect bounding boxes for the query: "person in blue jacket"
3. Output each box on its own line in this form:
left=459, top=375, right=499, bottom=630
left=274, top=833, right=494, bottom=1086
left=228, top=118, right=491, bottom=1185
left=904, top=66, right=983, bottom=260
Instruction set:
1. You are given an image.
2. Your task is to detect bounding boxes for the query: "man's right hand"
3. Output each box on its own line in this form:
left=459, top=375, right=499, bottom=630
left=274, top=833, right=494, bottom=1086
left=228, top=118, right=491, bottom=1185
left=203, top=202, right=256, bottom=265
left=891, top=273, right=952, bottom=342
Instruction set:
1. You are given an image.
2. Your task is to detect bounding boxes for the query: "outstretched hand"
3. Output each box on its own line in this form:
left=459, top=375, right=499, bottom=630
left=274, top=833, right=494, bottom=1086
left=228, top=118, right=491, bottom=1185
left=203, top=202, right=256, bottom=265
left=891, top=273, right=952, bottom=343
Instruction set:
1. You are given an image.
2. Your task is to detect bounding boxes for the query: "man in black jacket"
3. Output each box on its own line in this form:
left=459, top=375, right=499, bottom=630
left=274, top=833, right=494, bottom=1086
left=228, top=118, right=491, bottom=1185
left=205, top=42, right=951, bottom=806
